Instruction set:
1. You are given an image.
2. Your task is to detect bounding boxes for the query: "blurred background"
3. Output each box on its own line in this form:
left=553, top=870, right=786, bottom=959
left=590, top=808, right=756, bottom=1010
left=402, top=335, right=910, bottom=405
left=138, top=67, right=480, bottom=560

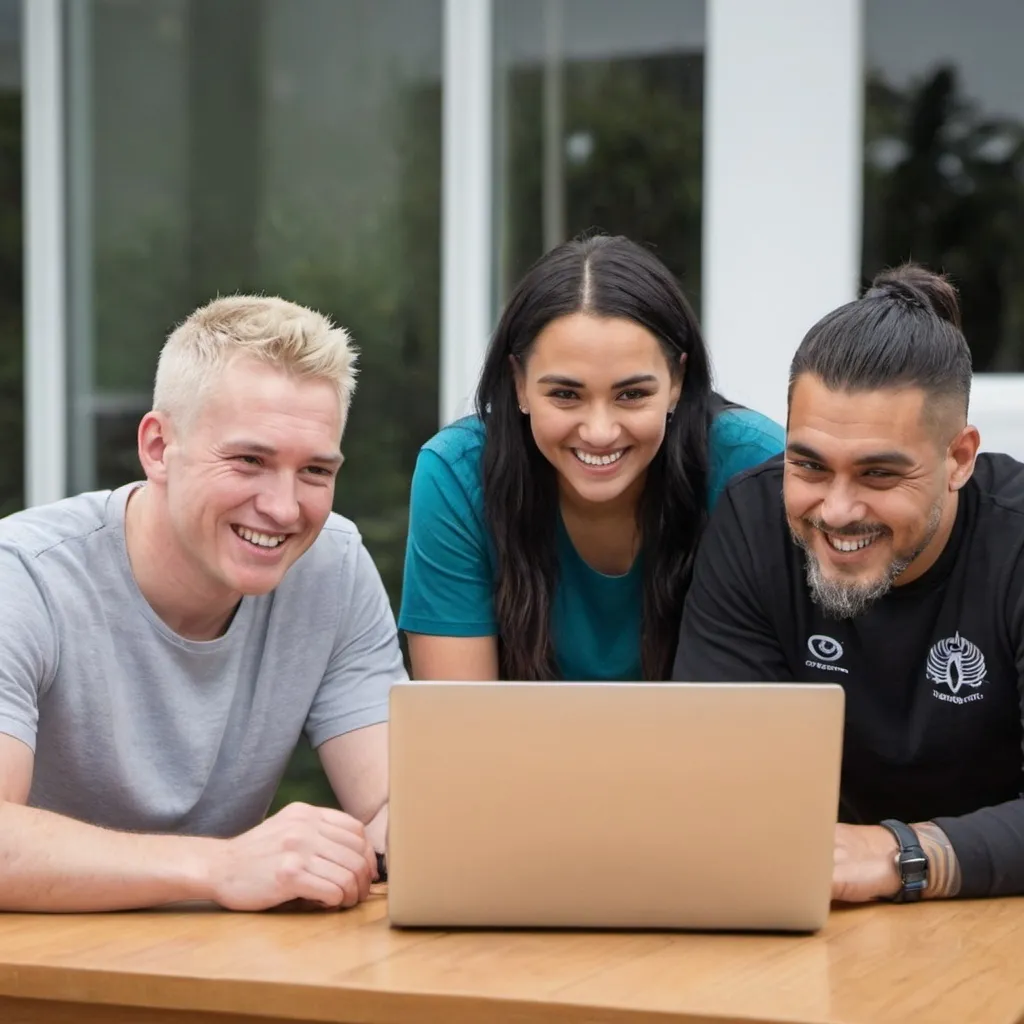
left=1, top=0, right=1022, bottom=805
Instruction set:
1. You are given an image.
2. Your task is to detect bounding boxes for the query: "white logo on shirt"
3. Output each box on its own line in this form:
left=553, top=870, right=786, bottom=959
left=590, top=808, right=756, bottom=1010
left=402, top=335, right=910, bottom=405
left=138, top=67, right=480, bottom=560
left=805, top=634, right=848, bottom=674
left=808, top=635, right=843, bottom=662
left=926, top=632, right=986, bottom=704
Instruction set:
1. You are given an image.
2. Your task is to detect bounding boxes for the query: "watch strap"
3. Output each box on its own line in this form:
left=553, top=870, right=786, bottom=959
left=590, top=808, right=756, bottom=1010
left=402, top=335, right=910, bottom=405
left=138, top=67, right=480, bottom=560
left=879, top=818, right=927, bottom=902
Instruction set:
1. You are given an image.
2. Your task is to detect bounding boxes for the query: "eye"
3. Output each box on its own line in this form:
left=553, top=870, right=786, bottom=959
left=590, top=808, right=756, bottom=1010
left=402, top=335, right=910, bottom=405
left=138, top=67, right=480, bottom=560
left=234, top=455, right=261, bottom=466
left=863, top=468, right=897, bottom=479
left=304, top=466, right=334, bottom=477
left=789, top=458, right=827, bottom=474
left=547, top=389, right=579, bottom=401
left=618, top=389, right=651, bottom=402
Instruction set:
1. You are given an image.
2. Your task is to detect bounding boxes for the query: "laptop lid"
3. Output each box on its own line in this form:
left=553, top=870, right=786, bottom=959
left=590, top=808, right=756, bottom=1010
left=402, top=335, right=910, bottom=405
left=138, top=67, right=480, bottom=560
left=387, top=681, right=844, bottom=932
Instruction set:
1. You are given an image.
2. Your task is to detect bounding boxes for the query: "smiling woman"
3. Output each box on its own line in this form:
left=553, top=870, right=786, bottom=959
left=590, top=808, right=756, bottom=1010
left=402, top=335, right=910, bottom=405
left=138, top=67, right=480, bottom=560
left=399, top=235, right=784, bottom=682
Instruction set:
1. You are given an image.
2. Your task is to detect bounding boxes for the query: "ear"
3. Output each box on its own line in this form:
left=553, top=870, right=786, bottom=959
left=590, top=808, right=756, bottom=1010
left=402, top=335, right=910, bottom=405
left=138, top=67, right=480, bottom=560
left=137, top=411, right=174, bottom=484
left=946, top=424, right=981, bottom=491
left=510, top=353, right=528, bottom=415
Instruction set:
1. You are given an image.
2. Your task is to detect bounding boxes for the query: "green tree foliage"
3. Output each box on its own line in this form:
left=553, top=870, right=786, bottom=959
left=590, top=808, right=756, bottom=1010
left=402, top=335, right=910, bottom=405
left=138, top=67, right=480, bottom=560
left=864, top=66, right=1024, bottom=370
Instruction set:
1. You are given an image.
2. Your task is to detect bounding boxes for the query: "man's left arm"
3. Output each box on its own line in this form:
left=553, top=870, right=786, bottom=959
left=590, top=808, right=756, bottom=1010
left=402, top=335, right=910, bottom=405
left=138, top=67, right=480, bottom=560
left=306, top=539, right=407, bottom=868
left=836, top=556, right=1024, bottom=903
left=318, top=724, right=388, bottom=855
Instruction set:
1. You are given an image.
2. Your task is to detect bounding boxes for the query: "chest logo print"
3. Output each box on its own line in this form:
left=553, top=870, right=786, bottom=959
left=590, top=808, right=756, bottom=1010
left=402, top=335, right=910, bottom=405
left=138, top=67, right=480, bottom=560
left=926, top=632, right=986, bottom=700
left=805, top=634, right=848, bottom=674
left=807, top=635, right=843, bottom=662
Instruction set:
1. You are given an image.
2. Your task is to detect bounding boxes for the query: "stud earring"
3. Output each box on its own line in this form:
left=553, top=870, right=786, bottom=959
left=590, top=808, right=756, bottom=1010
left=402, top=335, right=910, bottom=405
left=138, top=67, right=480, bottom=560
left=519, top=405, right=529, bottom=415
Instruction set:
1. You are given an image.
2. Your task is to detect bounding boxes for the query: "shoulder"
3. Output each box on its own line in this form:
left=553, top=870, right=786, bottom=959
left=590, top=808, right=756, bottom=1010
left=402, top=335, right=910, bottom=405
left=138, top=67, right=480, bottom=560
left=420, top=415, right=486, bottom=473
left=970, top=454, right=1024, bottom=551
left=709, top=405, right=785, bottom=461
left=716, top=453, right=786, bottom=526
left=297, top=511, right=365, bottom=573
left=413, top=415, right=486, bottom=518
left=0, top=488, right=117, bottom=565
left=279, top=511, right=388, bottom=606
left=971, top=452, right=1024, bottom=516
left=706, top=405, right=785, bottom=509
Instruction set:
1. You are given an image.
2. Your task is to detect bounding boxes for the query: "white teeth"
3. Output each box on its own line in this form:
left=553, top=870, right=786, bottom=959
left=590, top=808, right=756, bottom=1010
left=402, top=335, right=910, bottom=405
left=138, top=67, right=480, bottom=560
left=825, top=533, right=877, bottom=553
left=235, top=526, right=286, bottom=549
left=573, top=448, right=625, bottom=467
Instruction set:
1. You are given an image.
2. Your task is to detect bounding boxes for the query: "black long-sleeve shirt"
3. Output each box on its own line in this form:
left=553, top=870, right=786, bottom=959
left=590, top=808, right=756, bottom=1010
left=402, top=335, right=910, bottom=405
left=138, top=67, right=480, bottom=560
left=673, top=452, right=1024, bottom=897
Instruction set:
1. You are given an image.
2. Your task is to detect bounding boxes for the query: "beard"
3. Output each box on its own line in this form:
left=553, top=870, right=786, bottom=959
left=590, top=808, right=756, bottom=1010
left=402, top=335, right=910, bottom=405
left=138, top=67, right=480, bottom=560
left=789, top=500, right=943, bottom=620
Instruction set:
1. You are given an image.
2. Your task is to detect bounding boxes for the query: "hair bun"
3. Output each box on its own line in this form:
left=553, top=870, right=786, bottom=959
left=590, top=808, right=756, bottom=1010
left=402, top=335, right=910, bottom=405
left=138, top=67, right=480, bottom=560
left=866, top=263, right=962, bottom=329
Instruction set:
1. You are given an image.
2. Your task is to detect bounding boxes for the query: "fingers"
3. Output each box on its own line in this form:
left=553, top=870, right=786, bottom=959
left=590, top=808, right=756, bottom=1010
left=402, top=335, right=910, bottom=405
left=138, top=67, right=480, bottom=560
left=313, top=834, right=373, bottom=902
left=318, top=819, right=371, bottom=857
left=307, top=853, right=368, bottom=908
left=313, top=809, right=377, bottom=884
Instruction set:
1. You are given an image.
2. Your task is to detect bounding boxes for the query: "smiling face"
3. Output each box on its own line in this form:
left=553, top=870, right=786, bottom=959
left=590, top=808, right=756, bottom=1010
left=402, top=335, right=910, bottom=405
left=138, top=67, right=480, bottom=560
left=143, top=356, right=343, bottom=602
left=514, top=313, right=682, bottom=508
left=784, top=373, right=978, bottom=618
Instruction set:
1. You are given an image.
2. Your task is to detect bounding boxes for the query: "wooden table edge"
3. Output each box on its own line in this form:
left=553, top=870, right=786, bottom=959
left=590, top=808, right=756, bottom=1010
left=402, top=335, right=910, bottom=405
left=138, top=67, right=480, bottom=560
left=0, top=963, right=808, bottom=1024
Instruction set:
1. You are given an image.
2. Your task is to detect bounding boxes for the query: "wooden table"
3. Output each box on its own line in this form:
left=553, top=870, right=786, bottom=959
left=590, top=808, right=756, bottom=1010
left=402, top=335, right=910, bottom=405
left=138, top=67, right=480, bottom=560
left=0, top=894, right=1022, bottom=1024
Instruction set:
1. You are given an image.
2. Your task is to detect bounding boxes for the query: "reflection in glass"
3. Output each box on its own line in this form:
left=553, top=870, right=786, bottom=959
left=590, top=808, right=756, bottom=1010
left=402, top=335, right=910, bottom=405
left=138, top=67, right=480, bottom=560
left=65, top=0, right=442, bottom=807
left=863, top=0, right=1024, bottom=371
left=0, top=0, right=21, bottom=517
left=494, top=0, right=705, bottom=311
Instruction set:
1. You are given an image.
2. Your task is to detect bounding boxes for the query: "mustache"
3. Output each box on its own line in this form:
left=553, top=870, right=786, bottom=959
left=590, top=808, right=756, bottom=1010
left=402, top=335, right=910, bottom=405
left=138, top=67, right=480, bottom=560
left=801, top=517, right=890, bottom=538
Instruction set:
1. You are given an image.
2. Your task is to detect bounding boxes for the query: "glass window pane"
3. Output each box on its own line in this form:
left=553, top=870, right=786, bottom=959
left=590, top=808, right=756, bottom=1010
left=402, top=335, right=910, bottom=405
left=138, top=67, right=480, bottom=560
left=0, top=0, right=21, bottom=517
left=863, top=0, right=1024, bottom=371
left=494, top=0, right=705, bottom=311
left=65, top=0, right=441, bottom=806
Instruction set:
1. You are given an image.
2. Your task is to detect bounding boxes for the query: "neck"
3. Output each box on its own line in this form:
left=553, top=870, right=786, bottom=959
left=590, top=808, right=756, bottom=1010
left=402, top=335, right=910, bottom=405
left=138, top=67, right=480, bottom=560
left=896, top=490, right=960, bottom=587
left=559, top=470, right=646, bottom=526
left=124, top=486, right=241, bottom=641
left=558, top=471, right=645, bottom=575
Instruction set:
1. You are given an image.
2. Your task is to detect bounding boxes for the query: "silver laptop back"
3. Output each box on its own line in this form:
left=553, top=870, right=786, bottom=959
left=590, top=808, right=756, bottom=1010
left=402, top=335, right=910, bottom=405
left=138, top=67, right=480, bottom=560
left=387, top=681, right=844, bottom=932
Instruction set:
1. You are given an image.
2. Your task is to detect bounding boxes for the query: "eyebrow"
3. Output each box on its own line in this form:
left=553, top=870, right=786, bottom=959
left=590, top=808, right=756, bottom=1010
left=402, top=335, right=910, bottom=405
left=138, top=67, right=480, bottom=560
left=786, top=441, right=916, bottom=468
left=535, top=374, right=659, bottom=389
left=224, top=440, right=344, bottom=467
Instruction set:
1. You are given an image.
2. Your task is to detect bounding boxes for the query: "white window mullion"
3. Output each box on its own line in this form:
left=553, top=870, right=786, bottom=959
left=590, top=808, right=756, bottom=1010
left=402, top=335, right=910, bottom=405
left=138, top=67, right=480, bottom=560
left=23, top=0, right=68, bottom=506
left=703, top=0, right=864, bottom=426
left=440, top=0, right=493, bottom=426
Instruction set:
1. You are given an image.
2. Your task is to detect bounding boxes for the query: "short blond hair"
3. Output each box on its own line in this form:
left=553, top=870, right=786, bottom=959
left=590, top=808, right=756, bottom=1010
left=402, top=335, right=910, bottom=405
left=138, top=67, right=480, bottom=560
left=153, top=295, right=358, bottom=430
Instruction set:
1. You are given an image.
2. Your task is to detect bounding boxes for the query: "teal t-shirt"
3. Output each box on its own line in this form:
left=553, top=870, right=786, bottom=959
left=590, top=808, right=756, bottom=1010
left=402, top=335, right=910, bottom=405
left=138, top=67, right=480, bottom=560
left=398, top=407, right=784, bottom=680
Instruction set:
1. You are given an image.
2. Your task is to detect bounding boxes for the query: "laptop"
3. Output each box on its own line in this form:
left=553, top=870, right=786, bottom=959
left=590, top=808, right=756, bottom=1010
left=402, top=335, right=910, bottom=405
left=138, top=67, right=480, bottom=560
left=386, top=681, right=844, bottom=933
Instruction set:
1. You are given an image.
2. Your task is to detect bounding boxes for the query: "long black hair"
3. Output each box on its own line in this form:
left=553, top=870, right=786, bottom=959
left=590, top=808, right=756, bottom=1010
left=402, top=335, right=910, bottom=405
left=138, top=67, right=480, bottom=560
left=476, top=234, right=722, bottom=681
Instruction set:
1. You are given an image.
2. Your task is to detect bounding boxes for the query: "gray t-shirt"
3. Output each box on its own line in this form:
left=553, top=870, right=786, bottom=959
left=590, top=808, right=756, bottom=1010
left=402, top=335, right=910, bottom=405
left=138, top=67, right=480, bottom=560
left=0, top=483, right=406, bottom=837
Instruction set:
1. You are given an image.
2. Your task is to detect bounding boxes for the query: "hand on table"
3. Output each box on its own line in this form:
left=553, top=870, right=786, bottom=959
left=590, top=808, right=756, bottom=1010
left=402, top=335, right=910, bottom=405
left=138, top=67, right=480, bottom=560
left=206, top=802, right=378, bottom=911
left=831, top=823, right=901, bottom=903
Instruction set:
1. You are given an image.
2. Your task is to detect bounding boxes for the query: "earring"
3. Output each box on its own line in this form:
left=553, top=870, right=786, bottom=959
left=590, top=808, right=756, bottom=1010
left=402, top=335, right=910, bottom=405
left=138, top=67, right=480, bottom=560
left=519, top=405, right=529, bottom=415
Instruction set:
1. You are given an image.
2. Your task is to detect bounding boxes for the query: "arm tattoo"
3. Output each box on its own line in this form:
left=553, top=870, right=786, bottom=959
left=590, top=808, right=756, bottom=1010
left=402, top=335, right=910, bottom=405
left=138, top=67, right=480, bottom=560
left=912, top=821, right=962, bottom=899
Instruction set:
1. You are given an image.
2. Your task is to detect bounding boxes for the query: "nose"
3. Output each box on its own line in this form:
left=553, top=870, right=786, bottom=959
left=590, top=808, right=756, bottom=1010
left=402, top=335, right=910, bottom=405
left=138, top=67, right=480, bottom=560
left=819, top=480, right=866, bottom=529
left=577, top=404, right=621, bottom=450
left=253, top=473, right=301, bottom=529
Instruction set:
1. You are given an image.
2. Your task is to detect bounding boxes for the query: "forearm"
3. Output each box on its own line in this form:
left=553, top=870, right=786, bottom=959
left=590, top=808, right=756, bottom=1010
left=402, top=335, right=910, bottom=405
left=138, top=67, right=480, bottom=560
left=365, top=802, right=387, bottom=854
left=0, top=801, right=221, bottom=912
left=930, top=798, right=1024, bottom=898
left=912, top=821, right=961, bottom=899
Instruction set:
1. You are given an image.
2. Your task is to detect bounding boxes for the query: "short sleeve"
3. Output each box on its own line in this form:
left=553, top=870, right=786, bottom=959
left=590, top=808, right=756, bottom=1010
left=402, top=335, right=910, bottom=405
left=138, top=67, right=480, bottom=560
left=706, top=410, right=785, bottom=510
left=398, top=448, right=497, bottom=637
left=304, top=541, right=407, bottom=749
left=0, top=547, right=58, bottom=751
left=673, top=488, right=792, bottom=682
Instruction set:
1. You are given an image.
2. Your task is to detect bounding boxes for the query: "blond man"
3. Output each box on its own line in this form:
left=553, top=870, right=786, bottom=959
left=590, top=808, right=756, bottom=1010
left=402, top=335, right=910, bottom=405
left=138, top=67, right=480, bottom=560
left=0, top=296, right=404, bottom=912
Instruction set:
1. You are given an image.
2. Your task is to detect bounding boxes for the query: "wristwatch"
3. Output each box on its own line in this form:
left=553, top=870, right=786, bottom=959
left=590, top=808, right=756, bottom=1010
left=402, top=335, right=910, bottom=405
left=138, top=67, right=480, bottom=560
left=879, top=818, right=927, bottom=902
